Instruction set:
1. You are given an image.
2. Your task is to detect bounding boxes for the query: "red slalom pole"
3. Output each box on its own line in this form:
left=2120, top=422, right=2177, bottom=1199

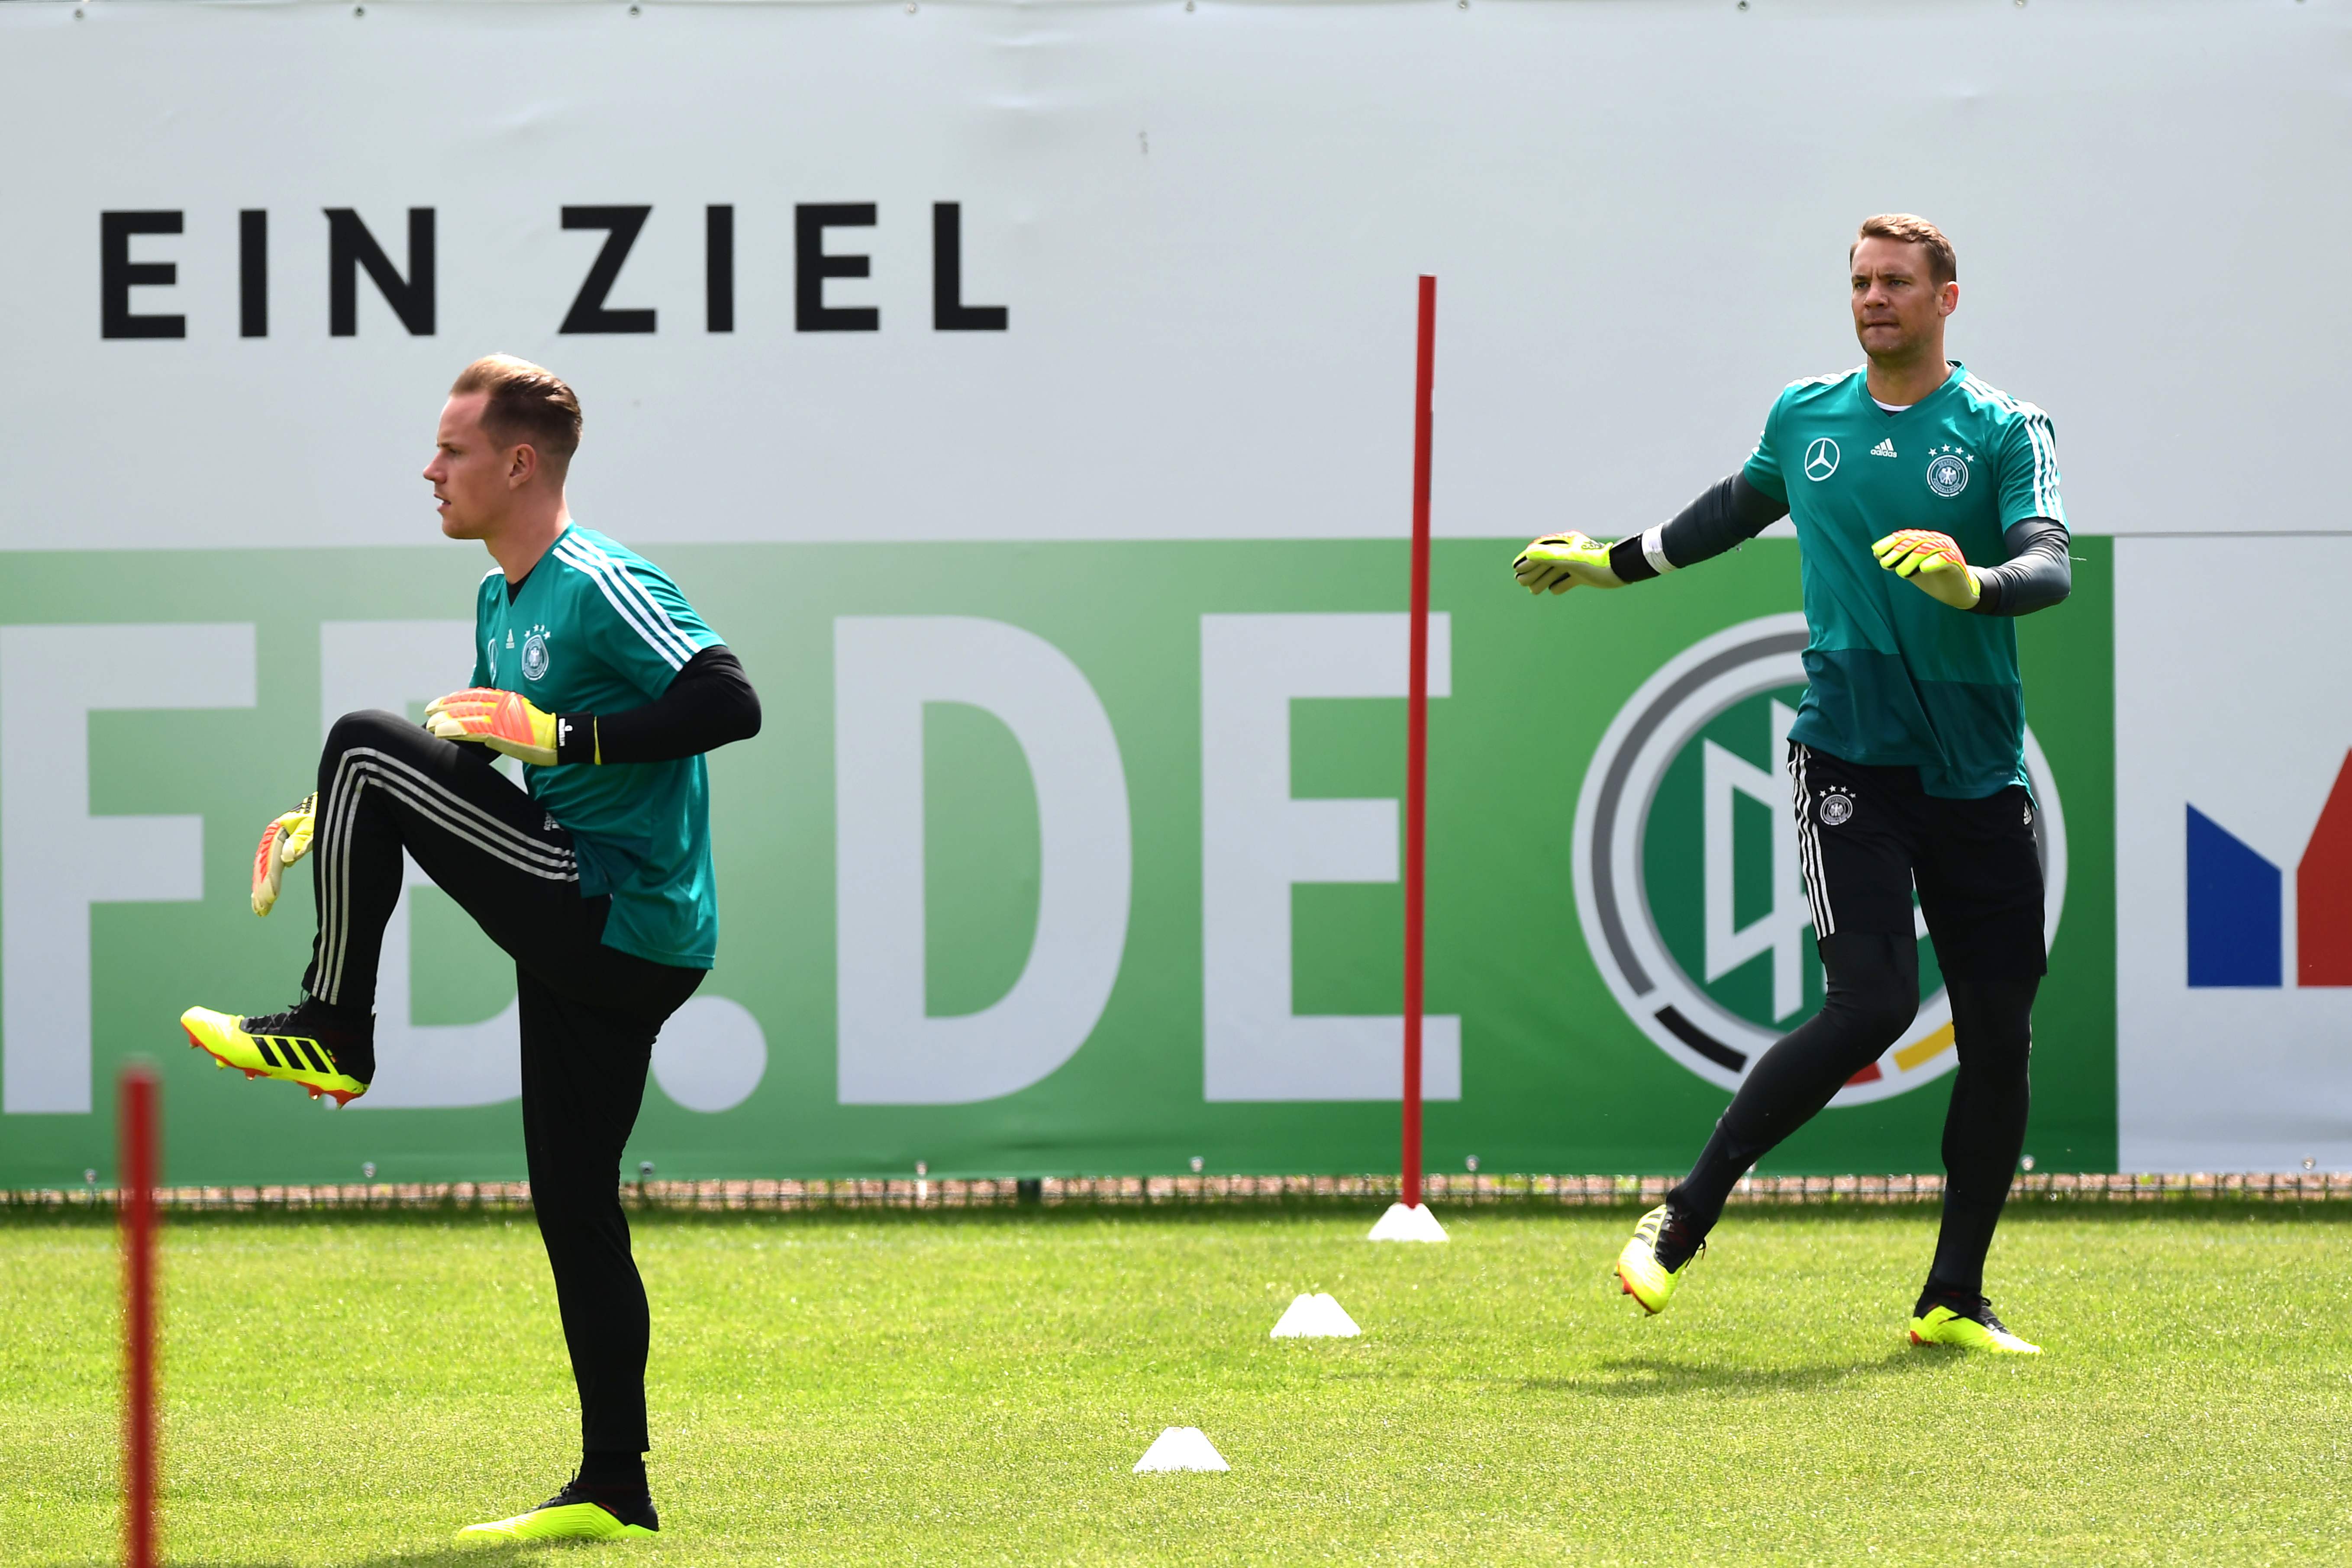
left=1402, top=275, right=1435, bottom=1213
left=119, top=1064, right=159, bottom=1568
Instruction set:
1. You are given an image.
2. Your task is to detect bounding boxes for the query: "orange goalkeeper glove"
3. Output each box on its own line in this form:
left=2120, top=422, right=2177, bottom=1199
left=250, top=794, right=316, bottom=917
left=424, top=687, right=563, bottom=766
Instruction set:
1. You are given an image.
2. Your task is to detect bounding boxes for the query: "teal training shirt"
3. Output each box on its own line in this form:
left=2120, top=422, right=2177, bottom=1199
left=1740, top=361, right=2067, bottom=799
left=468, top=523, right=726, bottom=968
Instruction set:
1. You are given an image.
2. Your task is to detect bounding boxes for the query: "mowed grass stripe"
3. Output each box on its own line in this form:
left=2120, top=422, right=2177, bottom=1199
left=2, top=1205, right=2346, bottom=1566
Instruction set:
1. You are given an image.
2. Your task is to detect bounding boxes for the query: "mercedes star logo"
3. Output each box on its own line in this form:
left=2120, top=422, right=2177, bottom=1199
left=1804, top=437, right=1840, bottom=482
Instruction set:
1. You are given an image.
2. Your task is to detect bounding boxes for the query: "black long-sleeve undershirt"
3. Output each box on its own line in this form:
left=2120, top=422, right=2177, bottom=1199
left=1604, top=473, right=1788, bottom=583
left=1968, top=517, right=2071, bottom=616
left=550, top=645, right=762, bottom=766
left=1603, top=471, right=2071, bottom=616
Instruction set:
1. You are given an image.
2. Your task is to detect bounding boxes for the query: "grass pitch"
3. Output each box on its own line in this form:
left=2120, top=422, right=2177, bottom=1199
left=4, top=1200, right=2349, bottom=1567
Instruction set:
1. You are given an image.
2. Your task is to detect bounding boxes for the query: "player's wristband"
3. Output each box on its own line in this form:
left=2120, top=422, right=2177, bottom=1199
left=555, top=713, right=597, bottom=766
left=1607, top=536, right=1662, bottom=584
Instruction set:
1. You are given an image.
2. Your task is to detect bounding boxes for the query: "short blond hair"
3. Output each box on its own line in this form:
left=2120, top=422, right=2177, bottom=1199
left=1851, top=213, right=1956, bottom=288
left=450, top=355, right=582, bottom=473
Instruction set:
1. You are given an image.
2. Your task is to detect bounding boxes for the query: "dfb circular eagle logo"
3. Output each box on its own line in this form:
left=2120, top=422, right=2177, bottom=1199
left=1926, top=452, right=1970, bottom=497
left=1569, top=613, right=2070, bottom=1103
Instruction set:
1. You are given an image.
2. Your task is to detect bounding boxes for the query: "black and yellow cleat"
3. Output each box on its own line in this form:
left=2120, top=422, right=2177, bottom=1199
left=181, top=1000, right=372, bottom=1106
left=1909, top=1297, right=2041, bottom=1354
left=454, top=1479, right=658, bottom=1545
left=1616, top=1202, right=1703, bottom=1315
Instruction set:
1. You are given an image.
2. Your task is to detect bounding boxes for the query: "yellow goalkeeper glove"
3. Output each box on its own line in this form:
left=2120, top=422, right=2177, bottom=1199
left=250, top=793, right=316, bottom=917
left=425, top=687, right=562, bottom=766
left=1512, top=532, right=1626, bottom=595
left=1872, top=529, right=1981, bottom=611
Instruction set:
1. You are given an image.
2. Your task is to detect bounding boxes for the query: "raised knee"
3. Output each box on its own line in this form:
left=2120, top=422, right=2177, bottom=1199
left=325, top=708, right=411, bottom=758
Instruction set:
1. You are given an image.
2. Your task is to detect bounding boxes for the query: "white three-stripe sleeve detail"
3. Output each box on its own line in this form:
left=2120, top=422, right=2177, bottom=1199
left=552, top=542, right=690, bottom=671
left=2028, top=413, right=2061, bottom=519
left=555, top=539, right=703, bottom=668
left=592, top=546, right=710, bottom=665
left=554, top=544, right=693, bottom=670
left=2009, top=403, right=2053, bottom=519
left=552, top=543, right=687, bottom=668
left=1966, top=376, right=2061, bottom=523
left=566, top=537, right=705, bottom=658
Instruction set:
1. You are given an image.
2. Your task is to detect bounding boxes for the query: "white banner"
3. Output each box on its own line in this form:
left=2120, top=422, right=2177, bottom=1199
left=2117, top=537, right=2352, bottom=1171
left=1, top=0, right=2344, bottom=551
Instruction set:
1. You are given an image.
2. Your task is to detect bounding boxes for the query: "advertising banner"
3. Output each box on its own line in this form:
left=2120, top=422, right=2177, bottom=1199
left=1, top=0, right=2342, bottom=558
left=2116, top=539, right=2352, bottom=1173
left=0, top=539, right=2114, bottom=1186
left=8, top=0, right=2338, bottom=1180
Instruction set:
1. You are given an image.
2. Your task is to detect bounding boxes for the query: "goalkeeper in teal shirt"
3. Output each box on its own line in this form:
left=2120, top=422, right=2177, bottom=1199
left=183, top=356, right=760, bottom=1540
left=1516, top=215, right=2071, bottom=1354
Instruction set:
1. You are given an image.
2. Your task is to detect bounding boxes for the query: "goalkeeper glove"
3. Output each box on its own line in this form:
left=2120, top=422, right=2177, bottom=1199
left=1872, top=529, right=1981, bottom=611
left=425, top=687, right=562, bottom=766
left=1513, top=532, right=1626, bottom=595
left=251, top=793, right=316, bottom=917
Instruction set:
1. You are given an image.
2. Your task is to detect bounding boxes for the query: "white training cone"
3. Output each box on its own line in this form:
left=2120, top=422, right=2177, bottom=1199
left=1269, top=1292, right=1362, bottom=1339
left=1367, top=1201, right=1449, bottom=1242
left=1132, top=1427, right=1230, bottom=1473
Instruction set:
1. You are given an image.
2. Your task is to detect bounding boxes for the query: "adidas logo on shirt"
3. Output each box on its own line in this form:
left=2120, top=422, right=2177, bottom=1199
left=1871, top=438, right=1897, bottom=457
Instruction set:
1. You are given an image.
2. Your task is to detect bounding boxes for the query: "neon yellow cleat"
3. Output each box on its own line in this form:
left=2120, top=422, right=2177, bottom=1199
left=1615, top=1203, right=1701, bottom=1315
left=181, top=1003, right=370, bottom=1106
left=455, top=1488, right=658, bottom=1545
left=1910, top=1300, right=2041, bottom=1354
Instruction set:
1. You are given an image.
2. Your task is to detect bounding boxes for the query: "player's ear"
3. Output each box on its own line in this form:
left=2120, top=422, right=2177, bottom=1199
left=1938, top=281, right=1959, bottom=318
left=507, top=442, right=539, bottom=490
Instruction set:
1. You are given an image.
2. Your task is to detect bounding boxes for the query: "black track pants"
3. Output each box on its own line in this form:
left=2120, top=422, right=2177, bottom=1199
left=1655, top=742, right=2048, bottom=1293
left=1926, top=976, right=2038, bottom=1301
left=1668, top=932, right=1920, bottom=1238
left=1665, top=936, right=2037, bottom=1298
left=302, top=710, right=703, bottom=1456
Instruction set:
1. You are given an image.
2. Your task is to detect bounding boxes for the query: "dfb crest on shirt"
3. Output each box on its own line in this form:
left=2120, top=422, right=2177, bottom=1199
left=1925, top=445, right=1972, bottom=498
left=521, top=625, right=552, bottom=682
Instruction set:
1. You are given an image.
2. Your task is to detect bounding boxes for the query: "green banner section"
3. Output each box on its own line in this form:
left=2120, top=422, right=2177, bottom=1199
left=0, top=538, right=2115, bottom=1187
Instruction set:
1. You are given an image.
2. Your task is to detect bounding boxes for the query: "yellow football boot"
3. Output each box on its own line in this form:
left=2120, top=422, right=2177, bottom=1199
left=1910, top=1299, right=2041, bottom=1354
left=181, top=1002, right=371, bottom=1106
left=1615, top=1203, right=1702, bottom=1315
left=455, top=1483, right=658, bottom=1545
